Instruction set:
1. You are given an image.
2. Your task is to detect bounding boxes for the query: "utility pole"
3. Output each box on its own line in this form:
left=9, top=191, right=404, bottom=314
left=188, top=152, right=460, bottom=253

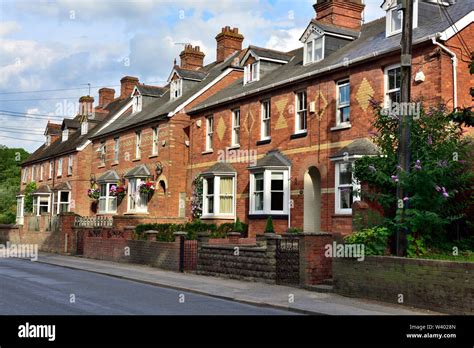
left=396, top=0, right=413, bottom=257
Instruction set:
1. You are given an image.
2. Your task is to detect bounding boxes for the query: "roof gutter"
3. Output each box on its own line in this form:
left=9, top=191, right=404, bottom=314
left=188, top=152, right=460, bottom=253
left=189, top=35, right=438, bottom=115
left=432, top=34, right=458, bottom=109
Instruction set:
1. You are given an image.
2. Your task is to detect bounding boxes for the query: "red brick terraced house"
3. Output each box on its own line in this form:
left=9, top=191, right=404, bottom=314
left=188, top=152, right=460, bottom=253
left=87, top=27, right=245, bottom=227
left=186, top=0, right=474, bottom=237
left=18, top=83, right=135, bottom=235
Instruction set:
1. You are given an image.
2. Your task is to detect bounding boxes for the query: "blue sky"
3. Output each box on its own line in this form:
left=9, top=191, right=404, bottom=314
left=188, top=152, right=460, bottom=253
left=0, top=0, right=385, bottom=151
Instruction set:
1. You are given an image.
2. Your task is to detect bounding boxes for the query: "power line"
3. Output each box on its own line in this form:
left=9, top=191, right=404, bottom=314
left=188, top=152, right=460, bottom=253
left=0, top=113, right=66, bottom=121
left=0, top=97, right=82, bottom=102
left=0, top=126, right=44, bottom=133
left=0, top=80, right=168, bottom=95
left=0, top=109, right=68, bottom=118
left=0, top=134, right=43, bottom=143
left=0, top=129, right=44, bottom=135
left=437, top=1, right=471, bottom=55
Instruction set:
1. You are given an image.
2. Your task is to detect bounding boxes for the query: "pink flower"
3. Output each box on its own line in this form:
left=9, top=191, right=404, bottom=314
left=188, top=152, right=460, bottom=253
left=391, top=175, right=399, bottom=182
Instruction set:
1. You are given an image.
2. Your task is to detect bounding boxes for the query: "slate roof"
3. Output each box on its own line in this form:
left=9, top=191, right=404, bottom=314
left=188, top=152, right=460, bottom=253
left=97, top=170, right=120, bottom=183
left=245, top=45, right=293, bottom=62
left=308, top=20, right=361, bottom=39
left=63, top=119, right=80, bottom=129
left=201, top=162, right=236, bottom=175
left=92, top=51, right=242, bottom=139
left=137, top=84, right=167, bottom=97
left=124, top=164, right=151, bottom=178
left=174, top=66, right=208, bottom=81
left=22, top=97, right=132, bottom=166
left=33, top=185, right=52, bottom=194
left=190, top=1, right=473, bottom=114
left=330, top=138, right=380, bottom=159
left=250, top=150, right=292, bottom=169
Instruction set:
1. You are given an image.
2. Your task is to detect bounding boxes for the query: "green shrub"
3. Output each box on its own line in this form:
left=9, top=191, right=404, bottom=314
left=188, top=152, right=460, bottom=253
left=265, top=216, right=274, bottom=233
left=234, top=218, right=244, bottom=233
left=287, top=227, right=302, bottom=234
left=344, top=227, right=392, bottom=256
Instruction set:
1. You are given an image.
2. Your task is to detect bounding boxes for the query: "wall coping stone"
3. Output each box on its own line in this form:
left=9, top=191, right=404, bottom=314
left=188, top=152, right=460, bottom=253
left=173, top=231, right=187, bottom=236
left=201, top=245, right=267, bottom=252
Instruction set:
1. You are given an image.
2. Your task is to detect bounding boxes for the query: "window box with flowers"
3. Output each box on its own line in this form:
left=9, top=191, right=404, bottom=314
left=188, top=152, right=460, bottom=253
left=109, top=184, right=127, bottom=203
left=139, top=181, right=155, bottom=196
left=87, top=188, right=100, bottom=201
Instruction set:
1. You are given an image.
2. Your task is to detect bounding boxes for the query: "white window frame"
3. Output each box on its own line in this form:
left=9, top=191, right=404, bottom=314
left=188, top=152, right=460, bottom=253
left=132, top=94, right=142, bottom=114
left=16, top=195, right=24, bottom=225
left=336, top=79, right=351, bottom=126
left=46, top=135, right=51, bottom=146
left=57, top=158, right=63, bottom=177
left=81, top=121, right=88, bottom=135
left=98, top=182, right=117, bottom=214
left=68, top=155, right=73, bottom=176
left=56, top=190, right=71, bottom=214
left=170, top=79, right=183, bottom=100
left=231, top=109, right=240, bottom=147
left=152, top=127, right=159, bottom=156
left=384, top=64, right=401, bottom=108
left=100, top=141, right=106, bottom=166
left=335, top=161, right=360, bottom=214
left=114, top=137, right=120, bottom=162
left=385, top=0, right=418, bottom=37
left=135, top=131, right=141, bottom=159
left=249, top=169, right=289, bottom=215
left=244, top=61, right=260, bottom=85
left=303, top=35, right=325, bottom=65
left=31, top=165, right=36, bottom=181
left=22, top=167, right=28, bottom=183
left=295, top=90, right=307, bottom=133
left=205, top=116, right=214, bottom=151
left=261, top=100, right=271, bottom=140
left=49, top=161, right=53, bottom=179
left=127, top=178, right=149, bottom=214
left=202, top=175, right=236, bottom=219
left=34, top=194, right=51, bottom=216
left=40, top=164, right=44, bottom=181
left=62, top=129, right=68, bottom=142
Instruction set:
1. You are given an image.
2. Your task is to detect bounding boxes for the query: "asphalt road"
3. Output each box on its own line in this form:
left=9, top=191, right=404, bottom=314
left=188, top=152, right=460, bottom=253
left=0, top=258, right=296, bottom=315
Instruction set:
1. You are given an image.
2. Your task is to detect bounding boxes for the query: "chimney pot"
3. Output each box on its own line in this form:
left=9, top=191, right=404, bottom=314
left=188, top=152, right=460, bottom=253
left=98, top=88, right=115, bottom=108
left=180, top=44, right=206, bottom=70
left=314, top=0, right=365, bottom=31
left=120, top=76, right=139, bottom=100
left=215, top=26, right=244, bottom=63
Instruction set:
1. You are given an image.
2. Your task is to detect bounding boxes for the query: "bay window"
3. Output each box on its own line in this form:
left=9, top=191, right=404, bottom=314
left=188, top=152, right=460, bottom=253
left=335, top=162, right=360, bottom=214
left=250, top=169, right=289, bottom=215
left=202, top=175, right=235, bottom=218
left=33, top=195, right=51, bottom=216
left=127, top=178, right=149, bottom=213
left=98, top=183, right=117, bottom=214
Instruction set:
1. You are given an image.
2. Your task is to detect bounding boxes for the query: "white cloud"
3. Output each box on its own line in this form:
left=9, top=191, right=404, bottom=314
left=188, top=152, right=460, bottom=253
left=265, top=28, right=304, bottom=52
left=0, top=21, right=21, bottom=37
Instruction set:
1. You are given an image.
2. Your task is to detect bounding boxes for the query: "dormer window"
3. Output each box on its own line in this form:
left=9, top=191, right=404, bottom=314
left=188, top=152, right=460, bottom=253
left=132, top=94, right=142, bottom=114
left=305, top=36, right=324, bottom=65
left=244, top=62, right=260, bottom=85
left=81, top=121, right=88, bottom=135
left=170, top=79, right=183, bottom=100
left=62, top=129, right=69, bottom=142
left=383, top=0, right=418, bottom=37
left=46, top=135, right=51, bottom=146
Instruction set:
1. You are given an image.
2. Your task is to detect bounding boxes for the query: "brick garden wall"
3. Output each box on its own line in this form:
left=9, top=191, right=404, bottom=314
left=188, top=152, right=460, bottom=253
left=83, top=232, right=181, bottom=272
left=333, top=256, right=474, bottom=315
left=0, top=225, right=20, bottom=244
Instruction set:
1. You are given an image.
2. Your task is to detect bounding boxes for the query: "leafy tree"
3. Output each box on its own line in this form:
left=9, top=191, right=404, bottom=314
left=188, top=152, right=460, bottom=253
left=24, top=182, right=37, bottom=214
left=0, top=145, right=29, bottom=224
left=354, top=102, right=474, bottom=256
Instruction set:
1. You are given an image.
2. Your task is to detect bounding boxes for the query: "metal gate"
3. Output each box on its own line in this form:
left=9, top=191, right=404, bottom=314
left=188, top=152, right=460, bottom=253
left=276, top=237, right=300, bottom=285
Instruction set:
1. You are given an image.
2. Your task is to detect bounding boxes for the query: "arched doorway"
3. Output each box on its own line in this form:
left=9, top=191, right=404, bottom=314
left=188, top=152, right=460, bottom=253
left=304, top=166, right=321, bottom=233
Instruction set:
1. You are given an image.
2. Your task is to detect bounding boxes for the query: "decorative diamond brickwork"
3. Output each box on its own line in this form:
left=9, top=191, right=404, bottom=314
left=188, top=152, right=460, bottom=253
left=275, top=99, right=288, bottom=130
left=356, top=78, right=374, bottom=112
left=216, top=116, right=226, bottom=141
left=244, top=110, right=255, bottom=134
left=314, top=90, right=328, bottom=119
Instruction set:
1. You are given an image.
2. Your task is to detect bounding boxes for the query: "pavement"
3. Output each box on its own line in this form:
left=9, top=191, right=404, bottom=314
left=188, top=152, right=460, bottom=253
left=0, top=257, right=295, bottom=315
left=29, top=252, right=438, bottom=315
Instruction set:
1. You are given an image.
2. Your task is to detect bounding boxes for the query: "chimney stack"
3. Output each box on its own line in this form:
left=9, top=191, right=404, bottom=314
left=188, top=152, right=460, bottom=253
left=314, top=0, right=365, bottom=31
left=215, top=26, right=244, bottom=63
left=120, top=76, right=140, bottom=99
left=78, top=96, right=94, bottom=116
left=180, top=45, right=205, bottom=70
left=98, top=88, right=115, bottom=108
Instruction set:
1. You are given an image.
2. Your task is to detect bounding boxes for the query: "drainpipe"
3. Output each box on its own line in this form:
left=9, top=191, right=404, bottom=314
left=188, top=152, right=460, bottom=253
left=288, top=166, right=291, bottom=231
left=432, top=35, right=458, bottom=109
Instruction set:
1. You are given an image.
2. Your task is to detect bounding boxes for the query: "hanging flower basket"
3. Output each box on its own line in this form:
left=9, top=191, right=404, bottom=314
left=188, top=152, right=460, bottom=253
left=139, top=181, right=155, bottom=196
left=109, top=184, right=127, bottom=201
left=87, top=188, right=100, bottom=200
